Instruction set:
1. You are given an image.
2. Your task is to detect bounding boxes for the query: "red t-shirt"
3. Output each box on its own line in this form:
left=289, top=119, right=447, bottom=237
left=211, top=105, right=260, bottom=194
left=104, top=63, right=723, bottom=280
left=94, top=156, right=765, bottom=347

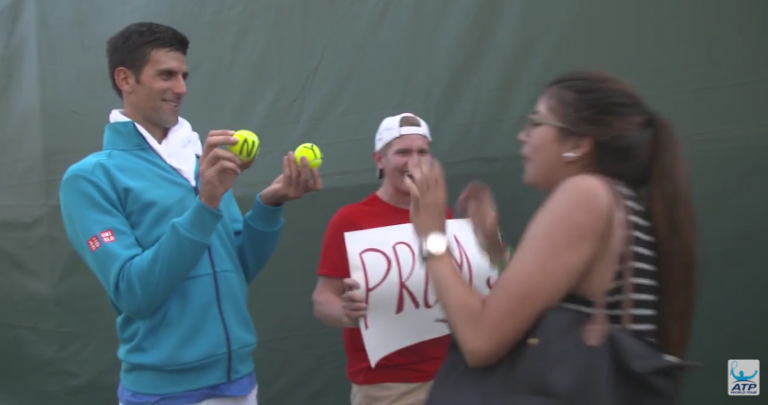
left=317, top=193, right=453, bottom=385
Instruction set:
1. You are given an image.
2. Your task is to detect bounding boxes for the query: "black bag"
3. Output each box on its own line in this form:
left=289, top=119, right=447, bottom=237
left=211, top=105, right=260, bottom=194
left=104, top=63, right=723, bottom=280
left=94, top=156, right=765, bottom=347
left=425, top=184, right=700, bottom=405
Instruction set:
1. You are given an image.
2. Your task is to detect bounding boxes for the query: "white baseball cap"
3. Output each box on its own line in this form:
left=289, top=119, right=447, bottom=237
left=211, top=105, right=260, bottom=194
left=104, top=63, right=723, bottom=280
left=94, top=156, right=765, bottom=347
left=374, top=112, right=432, bottom=179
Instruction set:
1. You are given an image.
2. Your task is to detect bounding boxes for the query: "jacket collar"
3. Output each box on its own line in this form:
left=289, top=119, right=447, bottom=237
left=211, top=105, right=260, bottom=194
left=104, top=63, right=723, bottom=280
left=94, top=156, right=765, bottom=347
left=102, top=121, right=150, bottom=150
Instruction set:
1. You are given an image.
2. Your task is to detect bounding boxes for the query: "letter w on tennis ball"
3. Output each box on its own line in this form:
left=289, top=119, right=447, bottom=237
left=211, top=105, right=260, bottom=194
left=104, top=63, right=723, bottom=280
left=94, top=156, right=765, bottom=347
left=294, top=143, right=323, bottom=169
left=229, top=130, right=260, bottom=162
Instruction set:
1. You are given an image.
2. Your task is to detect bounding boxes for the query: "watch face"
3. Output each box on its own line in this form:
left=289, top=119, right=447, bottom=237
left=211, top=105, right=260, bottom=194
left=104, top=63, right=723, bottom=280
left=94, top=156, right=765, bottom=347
left=426, top=232, right=448, bottom=254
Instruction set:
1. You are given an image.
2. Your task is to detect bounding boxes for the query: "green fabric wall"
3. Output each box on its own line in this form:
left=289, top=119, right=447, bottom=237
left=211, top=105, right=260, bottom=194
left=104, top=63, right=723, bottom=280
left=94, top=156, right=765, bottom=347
left=1, top=0, right=766, bottom=404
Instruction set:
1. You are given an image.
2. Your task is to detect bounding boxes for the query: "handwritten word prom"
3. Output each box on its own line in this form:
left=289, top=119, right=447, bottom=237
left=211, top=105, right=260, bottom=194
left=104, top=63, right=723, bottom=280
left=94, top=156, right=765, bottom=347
left=345, top=219, right=498, bottom=367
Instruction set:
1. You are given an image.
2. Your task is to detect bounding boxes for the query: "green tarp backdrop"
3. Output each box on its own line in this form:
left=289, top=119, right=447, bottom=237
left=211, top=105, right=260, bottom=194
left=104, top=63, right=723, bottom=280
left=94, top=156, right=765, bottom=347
left=1, top=0, right=766, bottom=404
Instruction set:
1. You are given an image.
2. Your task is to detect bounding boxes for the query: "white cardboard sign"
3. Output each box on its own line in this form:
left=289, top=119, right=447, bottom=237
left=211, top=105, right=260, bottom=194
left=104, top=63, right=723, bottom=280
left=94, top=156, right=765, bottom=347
left=344, top=218, right=498, bottom=368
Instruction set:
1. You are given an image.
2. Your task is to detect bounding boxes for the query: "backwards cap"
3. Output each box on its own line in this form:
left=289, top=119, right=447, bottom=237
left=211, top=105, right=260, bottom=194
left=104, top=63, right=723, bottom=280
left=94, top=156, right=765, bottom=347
left=375, top=113, right=432, bottom=179
left=375, top=112, right=431, bottom=152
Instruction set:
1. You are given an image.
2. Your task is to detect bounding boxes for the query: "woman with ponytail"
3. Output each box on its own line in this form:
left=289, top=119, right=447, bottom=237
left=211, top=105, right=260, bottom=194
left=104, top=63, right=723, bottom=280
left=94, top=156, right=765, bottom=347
left=403, top=70, right=699, bottom=404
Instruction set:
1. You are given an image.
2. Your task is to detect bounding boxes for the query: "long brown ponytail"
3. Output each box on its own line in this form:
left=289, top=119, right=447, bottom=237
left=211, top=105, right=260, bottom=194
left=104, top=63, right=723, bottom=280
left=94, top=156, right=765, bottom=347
left=647, top=112, right=698, bottom=358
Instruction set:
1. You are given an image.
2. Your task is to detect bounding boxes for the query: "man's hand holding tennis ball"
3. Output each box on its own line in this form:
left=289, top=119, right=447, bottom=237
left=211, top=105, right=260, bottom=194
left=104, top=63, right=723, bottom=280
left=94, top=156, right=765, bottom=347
left=198, top=130, right=323, bottom=209
left=199, top=130, right=246, bottom=210
left=260, top=148, right=324, bottom=206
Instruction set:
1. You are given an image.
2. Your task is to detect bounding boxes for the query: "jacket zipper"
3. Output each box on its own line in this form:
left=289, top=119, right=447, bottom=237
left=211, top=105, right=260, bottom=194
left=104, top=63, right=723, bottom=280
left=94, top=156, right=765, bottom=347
left=206, top=240, right=234, bottom=381
left=140, top=138, right=234, bottom=381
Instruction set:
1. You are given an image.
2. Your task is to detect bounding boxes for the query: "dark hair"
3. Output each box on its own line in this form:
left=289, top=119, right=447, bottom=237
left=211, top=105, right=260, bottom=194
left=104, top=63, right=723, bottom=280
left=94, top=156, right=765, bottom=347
left=545, top=70, right=698, bottom=358
left=106, top=22, right=189, bottom=98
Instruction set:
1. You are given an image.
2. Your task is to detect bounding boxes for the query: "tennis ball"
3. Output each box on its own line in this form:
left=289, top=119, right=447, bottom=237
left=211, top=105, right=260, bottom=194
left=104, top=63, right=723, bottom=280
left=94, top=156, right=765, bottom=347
left=229, top=130, right=260, bottom=162
left=294, top=143, right=323, bottom=169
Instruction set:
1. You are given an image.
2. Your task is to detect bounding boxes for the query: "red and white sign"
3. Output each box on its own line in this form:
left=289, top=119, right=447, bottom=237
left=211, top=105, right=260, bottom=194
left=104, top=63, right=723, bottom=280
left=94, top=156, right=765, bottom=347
left=87, top=236, right=101, bottom=252
left=345, top=218, right=498, bottom=368
left=99, top=230, right=116, bottom=243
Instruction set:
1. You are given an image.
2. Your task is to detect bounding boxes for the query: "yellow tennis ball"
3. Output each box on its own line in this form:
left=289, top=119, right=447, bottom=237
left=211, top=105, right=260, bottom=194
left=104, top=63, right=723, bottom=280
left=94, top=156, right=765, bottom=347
left=229, top=130, right=260, bottom=162
left=294, top=143, right=323, bottom=169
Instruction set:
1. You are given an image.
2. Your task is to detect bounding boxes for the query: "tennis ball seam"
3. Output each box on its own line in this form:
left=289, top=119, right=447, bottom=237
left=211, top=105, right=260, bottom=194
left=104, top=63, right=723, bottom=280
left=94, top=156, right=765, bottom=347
left=231, top=130, right=260, bottom=161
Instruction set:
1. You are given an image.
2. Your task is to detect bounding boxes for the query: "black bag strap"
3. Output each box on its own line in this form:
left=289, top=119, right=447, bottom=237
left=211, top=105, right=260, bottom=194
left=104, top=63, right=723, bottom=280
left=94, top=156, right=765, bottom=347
left=613, top=182, right=636, bottom=329
left=589, top=179, right=636, bottom=330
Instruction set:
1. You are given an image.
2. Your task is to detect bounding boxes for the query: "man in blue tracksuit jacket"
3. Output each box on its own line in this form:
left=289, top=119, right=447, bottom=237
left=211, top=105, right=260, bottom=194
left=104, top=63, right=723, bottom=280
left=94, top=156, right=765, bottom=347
left=58, top=22, right=322, bottom=405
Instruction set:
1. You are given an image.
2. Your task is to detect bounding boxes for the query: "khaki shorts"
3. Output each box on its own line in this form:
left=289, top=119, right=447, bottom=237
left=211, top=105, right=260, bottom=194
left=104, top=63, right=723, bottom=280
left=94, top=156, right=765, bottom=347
left=350, top=381, right=433, bottom=405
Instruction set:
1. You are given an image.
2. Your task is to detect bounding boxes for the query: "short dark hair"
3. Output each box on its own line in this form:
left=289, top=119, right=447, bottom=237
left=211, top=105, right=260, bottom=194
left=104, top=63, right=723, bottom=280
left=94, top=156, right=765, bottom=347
left=106, top=22, right=189, bottom=98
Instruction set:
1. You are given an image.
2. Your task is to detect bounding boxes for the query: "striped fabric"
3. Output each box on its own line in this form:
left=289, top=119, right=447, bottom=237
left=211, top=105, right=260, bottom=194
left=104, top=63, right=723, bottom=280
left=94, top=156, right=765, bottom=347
left=559, top=182, right=659, bottom=342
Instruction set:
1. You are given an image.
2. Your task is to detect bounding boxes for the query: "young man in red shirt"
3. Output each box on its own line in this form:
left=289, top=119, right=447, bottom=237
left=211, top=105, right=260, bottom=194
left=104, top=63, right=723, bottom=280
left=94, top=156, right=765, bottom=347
left=312, top=113, right=451, bottom=405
